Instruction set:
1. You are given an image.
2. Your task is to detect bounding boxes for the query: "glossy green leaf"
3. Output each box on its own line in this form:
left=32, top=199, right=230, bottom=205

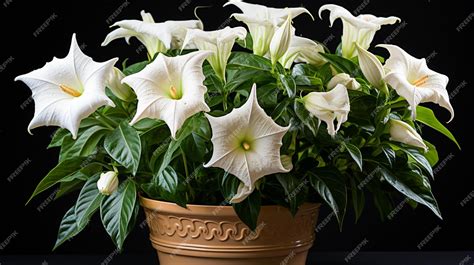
left=53, top=206, right=85, bottom=250
left=158, top=166, right=178, bottom=194
left=309, top=168, right=347, bottom=227
left=104, top=122, right=142, bottom=175
left=343, top=142, right=363, bottom=171
left=278, top=74, right=296, bottom=98
left=48, top=128, right=70, bottom=149
left=379, top=166, right=441, bottom=219
left=415, top=106, right=460, bottom=149
left=75, top=173, right=103, bottom=228
left=423, top=141, right=439, bottom=166
left=233, top=189, right=261, bottom=230
left=227, top=52, right=272, bottom=72
left=27, top=157, right=88, bottom=204
left=319, top=53, right=362, bottom=77
left=100, top=179, right=137, bottom=250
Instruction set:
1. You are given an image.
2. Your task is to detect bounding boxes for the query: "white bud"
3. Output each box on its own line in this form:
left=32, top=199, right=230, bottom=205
left=107, top=67, right=134, bottom=101
left=97, top=171, right=119, bottom=195
left=389, top=119, right=427, bottom=151
left=327, top=73, right=361, bottom=90
left=269, top=11, right=293, bottom=66
left=356, top=44, right=385, bottom=88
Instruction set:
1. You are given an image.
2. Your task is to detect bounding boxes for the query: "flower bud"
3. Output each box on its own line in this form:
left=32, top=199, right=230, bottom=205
left=327, top=73, right=361, bottom=90
left=107, top=67, right=134, bottom=101
left=389, top=119, right=427, bottom=151
left=356, top=44, right=385, bottom=88
left=97, top=171, right=119, bottom=195
left=269, top=12, right=293, bottom=66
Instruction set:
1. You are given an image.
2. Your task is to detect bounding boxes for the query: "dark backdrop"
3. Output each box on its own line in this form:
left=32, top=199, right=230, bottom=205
left=0, top=0, right=472, bottom=256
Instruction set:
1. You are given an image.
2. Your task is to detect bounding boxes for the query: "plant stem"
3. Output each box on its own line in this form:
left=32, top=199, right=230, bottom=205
left=180, top=147, right=190, bottom=180
left=97, top=111, right=118, bottom=129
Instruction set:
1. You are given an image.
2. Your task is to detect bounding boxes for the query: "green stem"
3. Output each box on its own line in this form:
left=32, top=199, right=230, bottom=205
left=180, top=147, right=190, bottom=180
left=97, top=111, right=118, bottom=128
left=222, top=91, right=228, bottom=111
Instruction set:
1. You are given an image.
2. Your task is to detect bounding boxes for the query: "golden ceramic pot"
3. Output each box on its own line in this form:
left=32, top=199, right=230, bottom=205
left=140, top=196, right=320, bottom=265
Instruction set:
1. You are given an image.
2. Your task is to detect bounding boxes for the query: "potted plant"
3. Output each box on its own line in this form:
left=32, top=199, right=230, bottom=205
left=16, top=2, right=459, bottom=265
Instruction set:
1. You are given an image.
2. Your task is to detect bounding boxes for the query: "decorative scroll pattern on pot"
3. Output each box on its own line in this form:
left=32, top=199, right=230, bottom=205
left=146, top=212, right=262, bottom=242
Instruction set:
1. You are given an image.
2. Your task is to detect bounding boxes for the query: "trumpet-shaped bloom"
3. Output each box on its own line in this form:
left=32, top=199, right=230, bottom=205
left=122, top=51, right=212, bottom=139
left=182, top=26, right=247, bottom=81
left=15, top=34, right=117, bottom=139
left=102, top=10, right=202, bottom=58
left=355, top=44, right=385, bottom=88
left=327, top=73, right=361, bottom=90
left=389, top=119, right=427, bottom=151
left=303, top=84, right=350, bottom=136
left=204, top=84, right=290, bottom=203
left=225, top=0, right=313, bottom=56
left=107, top=67, right=134, bottom=101
left=319, top=4, right=400, bottom=58
left=378, top=44, right=454, bottom=121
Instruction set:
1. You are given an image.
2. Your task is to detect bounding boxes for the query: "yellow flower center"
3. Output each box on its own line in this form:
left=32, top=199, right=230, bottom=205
left=242, top=141, right=251, bottom=151
left=60, top=84, right=82, bottom=97
left=412, top=75, right=429, bottom=87
left=169, top=85, right=181, bottom=99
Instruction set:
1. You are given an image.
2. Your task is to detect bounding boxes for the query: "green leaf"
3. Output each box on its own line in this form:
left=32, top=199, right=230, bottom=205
left=276, top=174, right=308, bottom=216
left=104, top=122, right=142, bottom=175
left=309, top=168, right=347, bottom=227
left=404, top=149, right=434, bottom=179
left=379, top=166, right=441, bottom=219
left=220, top=172, right=240, bottom=201
left=158, top=166, right=178, bottom=194
left=381, top=145, right=396, bottom=167
left=278, top=74, right=296, bottom=98
left=319, top=53, right=361, bottom=77
left=60, top=126, right=107, bottom=161
left=100, top=179, right=137, bottom=250
left=294, top=100, right=319, bottom=137
left=55, top=179, right=84, bottom=199
left=342, top=142, right=363, bottom=171
left=53, top=206, right=86, bottom=250
left=75, top=173, right=104, bottom=228
left=415, top=106, right=460, bottom=149
left=423, top=141, right=439, bottom=166
left=227, top=52, right=272, bottom=72
left=123, top=60, right=149, bottom=75
left=349, top=177, right=365, bottom=222
left=233, top=189, right=261, bottom=230
left=27, top=157, right=88, bottom=204
left=48, top=129, right=70, bottom=149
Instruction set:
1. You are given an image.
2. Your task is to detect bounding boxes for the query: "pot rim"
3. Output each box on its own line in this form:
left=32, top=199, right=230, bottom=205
left=139, top=194, right=321, bottom=216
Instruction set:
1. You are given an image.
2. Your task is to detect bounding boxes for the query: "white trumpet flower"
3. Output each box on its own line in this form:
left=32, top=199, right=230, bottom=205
left=319, top=4, right=400, bottom=58
left=389, top=119, right=427, bottom=151
left=303, top=84, right=350, bottom=136
left=225, top=0, right=313, bottom=56
left=182, top=26, right=247, bottom=82
left=378, top=44, right=454, bottom=121
left=15, top=34, right=117, bottom=139
left=355, top=44, right=385, bottom=89
left=327, top=73, right=361, bottom=90
left=122, top=51, right=212, bottom=139
left=204, top=84, right=291, bottom=203
left=102, top=10, right=202, bottom=58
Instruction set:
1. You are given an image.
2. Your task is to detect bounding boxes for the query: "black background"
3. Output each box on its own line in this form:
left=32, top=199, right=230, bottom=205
left=0, top=0, right=472, bottom=256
